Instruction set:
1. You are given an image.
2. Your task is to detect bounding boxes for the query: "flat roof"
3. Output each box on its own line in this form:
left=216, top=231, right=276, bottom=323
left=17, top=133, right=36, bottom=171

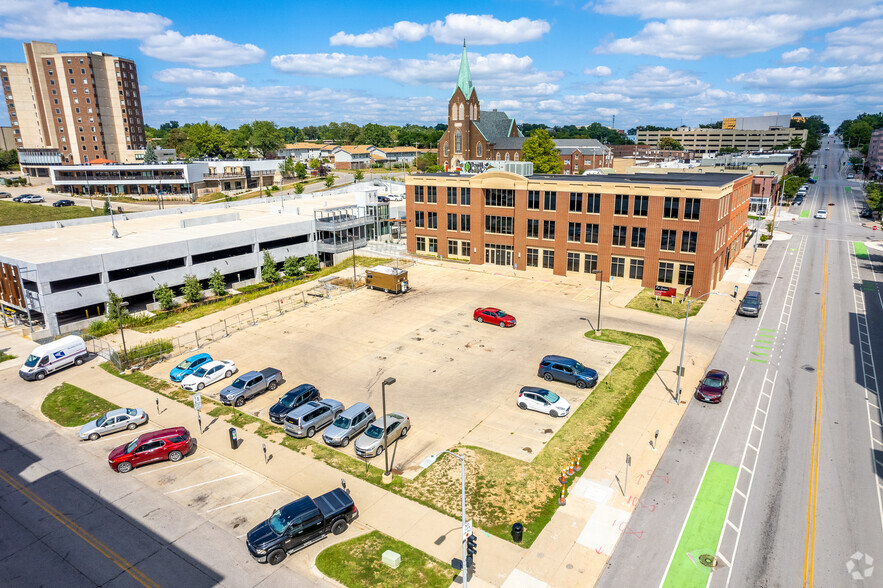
left=419, top=171, right=748, bottom=187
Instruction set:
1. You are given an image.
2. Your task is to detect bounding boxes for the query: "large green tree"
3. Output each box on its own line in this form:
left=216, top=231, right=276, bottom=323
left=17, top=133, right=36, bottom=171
left=250, top=121, right=283, bottom=157
left=522, top=129, right=563, bottom=174
left=658, top=137, right=684, bottom=150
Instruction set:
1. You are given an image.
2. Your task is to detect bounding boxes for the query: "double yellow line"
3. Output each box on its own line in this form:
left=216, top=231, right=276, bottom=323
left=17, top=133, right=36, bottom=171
left=0, top=467, right=160, bottom=588
left=804, top=240, right=828, bottom=587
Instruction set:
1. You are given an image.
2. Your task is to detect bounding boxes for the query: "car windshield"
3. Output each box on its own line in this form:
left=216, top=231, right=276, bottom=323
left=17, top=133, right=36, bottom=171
left=95, top=414, right=108, bottom=427
left=538, top=390, right=560, bottom=403
left=702, top=376, right=724, bottom=389
left=365, top=424, right=384, bottom=439
left=175, top=359, right=193, bottom=370
left=231, top=377, right=247, bottom=389
left=279, top=393, right=297, bottom=407
left=573, top=361, right=586, bottom=372
left=332, top=415, right=351, bottom=429
left=126, top=408, right=137, bottom=416
left=193, top=367, right=208, bottom=378
left=125, top=438, right=140, bottom=453
left=24, top=354, right=40, bottom=367
left=494, top=310, right=508, bottom=318
left=268, top=509, right=290, bottom=535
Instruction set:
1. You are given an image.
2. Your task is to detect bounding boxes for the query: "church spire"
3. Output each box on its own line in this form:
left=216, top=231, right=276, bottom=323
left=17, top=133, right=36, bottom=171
left=454, top=41, right=474, bottom=99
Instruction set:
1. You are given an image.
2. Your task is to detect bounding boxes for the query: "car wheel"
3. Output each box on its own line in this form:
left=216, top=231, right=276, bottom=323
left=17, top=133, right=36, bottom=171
left=268, top=381, right=278, bottom=391
left=476, top=317, right=484, bottom=323
left=267, top=548, right=287, bottom=566
left=89, top=432, right=100, bottom=441
left=400, top=427, right=408, bottom=438
left=518, top=402, right=527, bottom=410
left=550, top=410, right=558, bottom=417
left=307, top=427, right=316, bottom=438
left=127, top=422, right=137, bottom=430
left=117, top=462, right=133, bottom=473
left=331, top=519, right=348, bottom=535
left=74, top=356, right=85, bottom=366
left=543, top=373, right=553, bottom=382
left=225, top=370, right=232, bottom=378
left=376, top=446, right=384, bottom=457
left=341, top=437, right=350, bottom=448
left=576, top=380, right=587, bottom=389
left=168, top=450, right=183, bottom=462
left=234, top=397, right=245, bottom=407
left=499, top=321, right=506, bottom=328
left=36, top=371, right=46, bottom=381
left=197, top=382, right=204, bottom=391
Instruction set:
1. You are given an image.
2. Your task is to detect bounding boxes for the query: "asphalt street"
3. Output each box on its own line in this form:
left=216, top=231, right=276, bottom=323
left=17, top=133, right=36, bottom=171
left=598, top=138, right=883, bottom=587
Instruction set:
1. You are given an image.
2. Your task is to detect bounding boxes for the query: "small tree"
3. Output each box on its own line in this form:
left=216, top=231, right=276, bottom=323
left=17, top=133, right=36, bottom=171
left=208, top=268, right=226, bottom=296
left=353, top=169, right=364, bottom=181
left=103, top=199, right=111, bottom=215
left=154, top=283, right=175, bottom=310
left=279, top=156, right=296, bottom=178
left=261, top=250, right=280, bottom=283
left=324, top=174, right=335, bottom=188
left=181, top=274, right=203, bottom=303
left=294, top=183, right=305, bottom=194
left=283, top=256, right=303, bottom=278
left=294, top=161, right=308, bottom=180
left=657, top=136, right=684, bottom=150
left=143, top=143, right=158, bottom=164
left=105, top=289, right=127, bottom=321
left=303, top=254, right=320, bottom=273
left=522, top=129, right=563, bottom=174
left=309, top=158, right=321, bottom=170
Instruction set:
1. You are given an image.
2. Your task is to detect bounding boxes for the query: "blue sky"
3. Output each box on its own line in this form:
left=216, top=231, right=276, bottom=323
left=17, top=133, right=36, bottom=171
left=2, top=0, right=881, bottom=131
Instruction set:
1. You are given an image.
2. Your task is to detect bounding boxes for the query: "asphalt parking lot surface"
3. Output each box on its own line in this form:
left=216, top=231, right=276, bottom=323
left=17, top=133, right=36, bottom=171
left=150, top=264, right=627, bottom=472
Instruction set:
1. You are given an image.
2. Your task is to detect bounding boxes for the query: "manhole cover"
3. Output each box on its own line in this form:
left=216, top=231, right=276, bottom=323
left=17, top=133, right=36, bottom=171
left=699, top=554, right=716, bottom=568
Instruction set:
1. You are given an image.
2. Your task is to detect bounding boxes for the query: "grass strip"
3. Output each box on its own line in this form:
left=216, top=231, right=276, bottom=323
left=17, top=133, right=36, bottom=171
left=0, top=352, right=16, bottom=363
left=41, top=382, right=119, bottom=427
left=99, top=362, right=188, bottom=401
left=626, top=288, right=705, bottom=319
left=315, top=530, right=456, bottom=588
left=0, top=201, right=105, bottom=227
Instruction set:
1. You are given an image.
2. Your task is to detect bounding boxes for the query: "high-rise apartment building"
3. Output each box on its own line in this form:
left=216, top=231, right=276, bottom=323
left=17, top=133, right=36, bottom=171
left=1, top=41, right=145, bottom=164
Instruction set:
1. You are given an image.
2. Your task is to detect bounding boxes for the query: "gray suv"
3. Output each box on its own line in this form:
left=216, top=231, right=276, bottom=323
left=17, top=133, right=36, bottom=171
left=737, top=290, right=762, bottom=317
left=322, top=402, right=375, bottom=447
left=283, top=399, right=344, bottom=438
left=537, top=355, right=598, bottom=389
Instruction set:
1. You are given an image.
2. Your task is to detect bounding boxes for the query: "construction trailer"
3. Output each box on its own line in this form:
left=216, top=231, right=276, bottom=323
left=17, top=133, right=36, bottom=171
left=365, top=266, right=408, bottom=294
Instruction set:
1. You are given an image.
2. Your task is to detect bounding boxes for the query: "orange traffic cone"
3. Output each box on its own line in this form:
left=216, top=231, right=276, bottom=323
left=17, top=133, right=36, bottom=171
left=566, top=459, right=575, bottom=476
left=575, top=455, right=582, bottom=472
left=559, top=468, right=567, bottom=485
left=558, top=483, right=566, bottom=506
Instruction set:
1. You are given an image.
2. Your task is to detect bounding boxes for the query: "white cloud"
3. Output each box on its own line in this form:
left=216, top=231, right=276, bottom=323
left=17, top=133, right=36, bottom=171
left=140, top=30, right=265, bottom=67
left=0, top=0, right=170, bottom=40
left=428, top=14, right=551, bottom=45
left=271, top=53, right=390, bottom=76
left=781, top=47, right=813, bottom=63
left=153, top=68, right=245, bottom=87
left=731, top=64, right=883, bottom=90
left=589, top=0, right=881, bottom=19
left=600, top=65, right=710, bottom=98
left=822, top=19, right=883, bottom=63
left=584, top=65, right=612, bottom=76
left=329, top=21, right=428, bottom=48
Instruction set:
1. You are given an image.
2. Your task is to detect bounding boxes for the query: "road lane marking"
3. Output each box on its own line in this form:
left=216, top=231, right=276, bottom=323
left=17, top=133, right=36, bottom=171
left=0, top=467, right=160, bottom=588
left=164, top=473, right=241, bottom=494
left=205, top=490, right=282, bottom=513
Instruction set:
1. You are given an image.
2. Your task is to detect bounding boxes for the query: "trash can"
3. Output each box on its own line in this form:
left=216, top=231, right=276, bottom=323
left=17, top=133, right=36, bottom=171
left=229, top=427, right=238, bottom=450
left=511, top=522, right=524, bottom=543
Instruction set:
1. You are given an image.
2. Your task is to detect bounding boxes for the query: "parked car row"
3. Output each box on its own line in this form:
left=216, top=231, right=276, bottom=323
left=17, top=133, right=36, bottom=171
left=12, top=194, right=44, bottom=203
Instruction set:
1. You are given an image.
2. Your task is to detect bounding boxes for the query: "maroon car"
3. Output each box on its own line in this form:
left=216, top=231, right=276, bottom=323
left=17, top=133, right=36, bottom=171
left=694, top=370, right=730, bottom=403
left=473, top=307, right=516, bottom=327
left=108, top=427, right=193, bottom=473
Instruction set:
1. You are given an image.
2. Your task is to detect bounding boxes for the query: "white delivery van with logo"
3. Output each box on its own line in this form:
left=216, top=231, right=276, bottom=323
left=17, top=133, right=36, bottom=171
left=19, top=335, right=88, bottom=381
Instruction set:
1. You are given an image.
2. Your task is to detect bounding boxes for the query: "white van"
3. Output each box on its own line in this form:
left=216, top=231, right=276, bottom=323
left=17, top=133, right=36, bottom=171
left=19, top=335, right=88, bottom=381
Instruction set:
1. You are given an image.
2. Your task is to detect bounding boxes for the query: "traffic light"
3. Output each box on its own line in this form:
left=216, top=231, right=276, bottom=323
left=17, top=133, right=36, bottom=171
left=466, top=534, right=478, bottom=566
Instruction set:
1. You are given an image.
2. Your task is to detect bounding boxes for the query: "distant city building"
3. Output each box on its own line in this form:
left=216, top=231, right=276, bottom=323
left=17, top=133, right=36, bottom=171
left=636, top=126, right=807, bottom=154
left=868, top=129, right=883, bottom=178
left=610, top=144, right=696, bottom=163
left=722, top=113, right=793, bottom=131
left=0, top=126, right=15, bottom=150
left=1, top=41, right=145, bottom=166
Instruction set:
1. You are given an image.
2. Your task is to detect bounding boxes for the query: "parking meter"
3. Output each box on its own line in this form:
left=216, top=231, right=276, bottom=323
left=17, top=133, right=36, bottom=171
left=229, top=427, right=238, bottom=450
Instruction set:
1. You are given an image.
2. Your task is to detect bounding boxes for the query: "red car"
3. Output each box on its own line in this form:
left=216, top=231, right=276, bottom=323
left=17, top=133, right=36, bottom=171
left=108, top=427, right=193, bottom=473
left=694, top=370, right=730, bottom=404
left=473, top=307, right=516, bottom=327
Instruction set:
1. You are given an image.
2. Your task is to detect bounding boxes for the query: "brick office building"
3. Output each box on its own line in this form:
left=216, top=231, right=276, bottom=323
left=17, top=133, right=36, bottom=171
left=405, top=169, right=752, bottom=294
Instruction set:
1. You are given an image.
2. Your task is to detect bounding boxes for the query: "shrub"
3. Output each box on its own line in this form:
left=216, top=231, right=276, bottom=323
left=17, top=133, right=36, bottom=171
left=324, top=175, right=335, bottom=188
left=294, top=183, right=305, bottom=194
left=154, top=283, right=175, bottom=310
left=105, top=289, right=127, bottom=321
left=87, top=318, right=118, bottom=337
left=181, top=274, right=203, bottom=303
left=125, top=338, right=172, bottom=366
left=261, top=250, right=280, bottom=283
left=283, top=256, right=303, bottom=278
left=208, top=268, right=226, bottom=296
left=303, top=254, right=320, bottom=273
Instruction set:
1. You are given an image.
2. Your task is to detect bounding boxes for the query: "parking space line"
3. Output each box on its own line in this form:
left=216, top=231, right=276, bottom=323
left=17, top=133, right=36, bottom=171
left=92, top=427, right=159, bottom=445
left=164, top=473, right=241, bottom=494
left=205, top=490, right=282, bottom=513
left=135, top=456, right=211, bottom=476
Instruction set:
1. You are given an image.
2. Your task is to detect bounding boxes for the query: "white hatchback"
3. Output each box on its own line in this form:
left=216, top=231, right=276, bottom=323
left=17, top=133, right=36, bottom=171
left=180, top=359, right=237, bottom=391
left=814, top=210, right=828, bottom=219
left=517, top=386, right=571, bottom=417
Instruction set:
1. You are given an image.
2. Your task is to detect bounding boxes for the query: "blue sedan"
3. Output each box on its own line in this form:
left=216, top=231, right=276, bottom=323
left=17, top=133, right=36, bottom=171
left=169, top=353, right=212, bottom=382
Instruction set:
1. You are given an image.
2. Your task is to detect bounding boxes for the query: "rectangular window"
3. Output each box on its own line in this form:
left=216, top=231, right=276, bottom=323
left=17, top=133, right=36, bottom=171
left=629, top=259, right=644, bottom=280
left=485, top=188, right=515, bottom=207
left=416, top=236, right=426, bottom=251
left=567, top=252, right=580, bottom=272
left=586, top=193, right=600, bottom=214
left=460, top=214, right=471, bottom=232
left=684, top=198, right=701, bottom=220
left=544, top=191, right=556, bottom=211
left=611, top=256, right=625, bottom=278
left=427, top=186, right=437, bottom=203
left=447, top=187, right=457, bottom=205
left=614, top=194, right=629, bottom=215
left=569, top=192, right=583, bottom=212
left=663, top=196, right=680, bottom=219
left=460, top=187, right=471, bottom=206
left=631, top=227, right=646, bottom=248
left=633, top=195, right=648, bottom=217
left=658, top=262, right=674, bottom=283
left=527, top=190, right=540, bottom=210
left=678, top=264, right=694, bottom=286
left=584, top=253, right=598, bottom=274
left=543, top=220, right=556, bottom=240
left=427, top=212, right=437, bottom=229
left=527, top=219, right=539, bottom=239
left=485, top=215, right=514, bottom=234
left=428, top=237, right=438, bottom=253
left=461, top=241, right=470, bottom=256
left=448, top=240, right=459, bottom=255
left=568, top=222, right=581, bottom=242
left=447, top=213, right=457, bottom=231
left=661, top=229, right=677, bottom=251
left=585, top=223, right=599, bottom=244
left=542, top=250, right=555, bottom=269
left=414, top=185, right=424, bottom=203
left=414, top=210, right=424, bottom=228
left=527, top=248, right=539, bottom=267
left=612, top=225, right=627, bottom=247
left=681, top=231, right=697, bottom=253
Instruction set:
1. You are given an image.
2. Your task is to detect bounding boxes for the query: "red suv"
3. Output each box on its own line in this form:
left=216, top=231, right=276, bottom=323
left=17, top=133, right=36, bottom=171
left=108, top=427, right=193, bottom=473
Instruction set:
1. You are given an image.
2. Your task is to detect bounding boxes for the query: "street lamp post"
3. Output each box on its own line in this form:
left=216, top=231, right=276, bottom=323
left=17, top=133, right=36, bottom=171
left=674, top=291, right=726, bottom=404
left=381, top=377, right=396, bottom=476
left=593, top=269, right=603, bottom=333
left=107, top=194, right=119, bottom=238
left=425, top=450, right=468, bottom=587
left=117, top=301, right=129, bottom=368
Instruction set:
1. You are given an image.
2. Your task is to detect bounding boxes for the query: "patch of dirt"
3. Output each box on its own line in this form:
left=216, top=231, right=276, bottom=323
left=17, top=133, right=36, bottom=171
left=188, top=492, right=210, bottom=508
left=522, top=447, right=533, bottom=454
left=156, top=474, right=176, bottom=486
left=230, top=515, right=248, bottom=529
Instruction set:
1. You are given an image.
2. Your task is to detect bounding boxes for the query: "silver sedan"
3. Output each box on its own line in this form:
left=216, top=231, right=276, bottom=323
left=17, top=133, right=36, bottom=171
left=79, top=408, right=148, bottom=441
left=354, top=412, right=410, bottom=458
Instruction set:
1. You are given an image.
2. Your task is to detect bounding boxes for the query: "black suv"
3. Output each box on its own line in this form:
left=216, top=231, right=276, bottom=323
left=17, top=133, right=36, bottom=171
left=537, top=355, right=598, bottom=389
left=737, top=290, right=762, bottom=317
left=860, top=207, right=873, bottom=219
left=268, top=384, right=321, bottom=424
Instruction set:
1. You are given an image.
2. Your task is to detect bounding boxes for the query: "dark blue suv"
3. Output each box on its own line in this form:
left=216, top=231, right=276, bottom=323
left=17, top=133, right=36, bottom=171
left=537, top=355, right=598, bottom=389
left=268, top=384, right=321, bottom=424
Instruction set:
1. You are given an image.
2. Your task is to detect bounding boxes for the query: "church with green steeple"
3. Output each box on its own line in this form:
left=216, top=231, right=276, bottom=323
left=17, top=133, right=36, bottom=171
left=437, top=42, right=523, bottom=171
